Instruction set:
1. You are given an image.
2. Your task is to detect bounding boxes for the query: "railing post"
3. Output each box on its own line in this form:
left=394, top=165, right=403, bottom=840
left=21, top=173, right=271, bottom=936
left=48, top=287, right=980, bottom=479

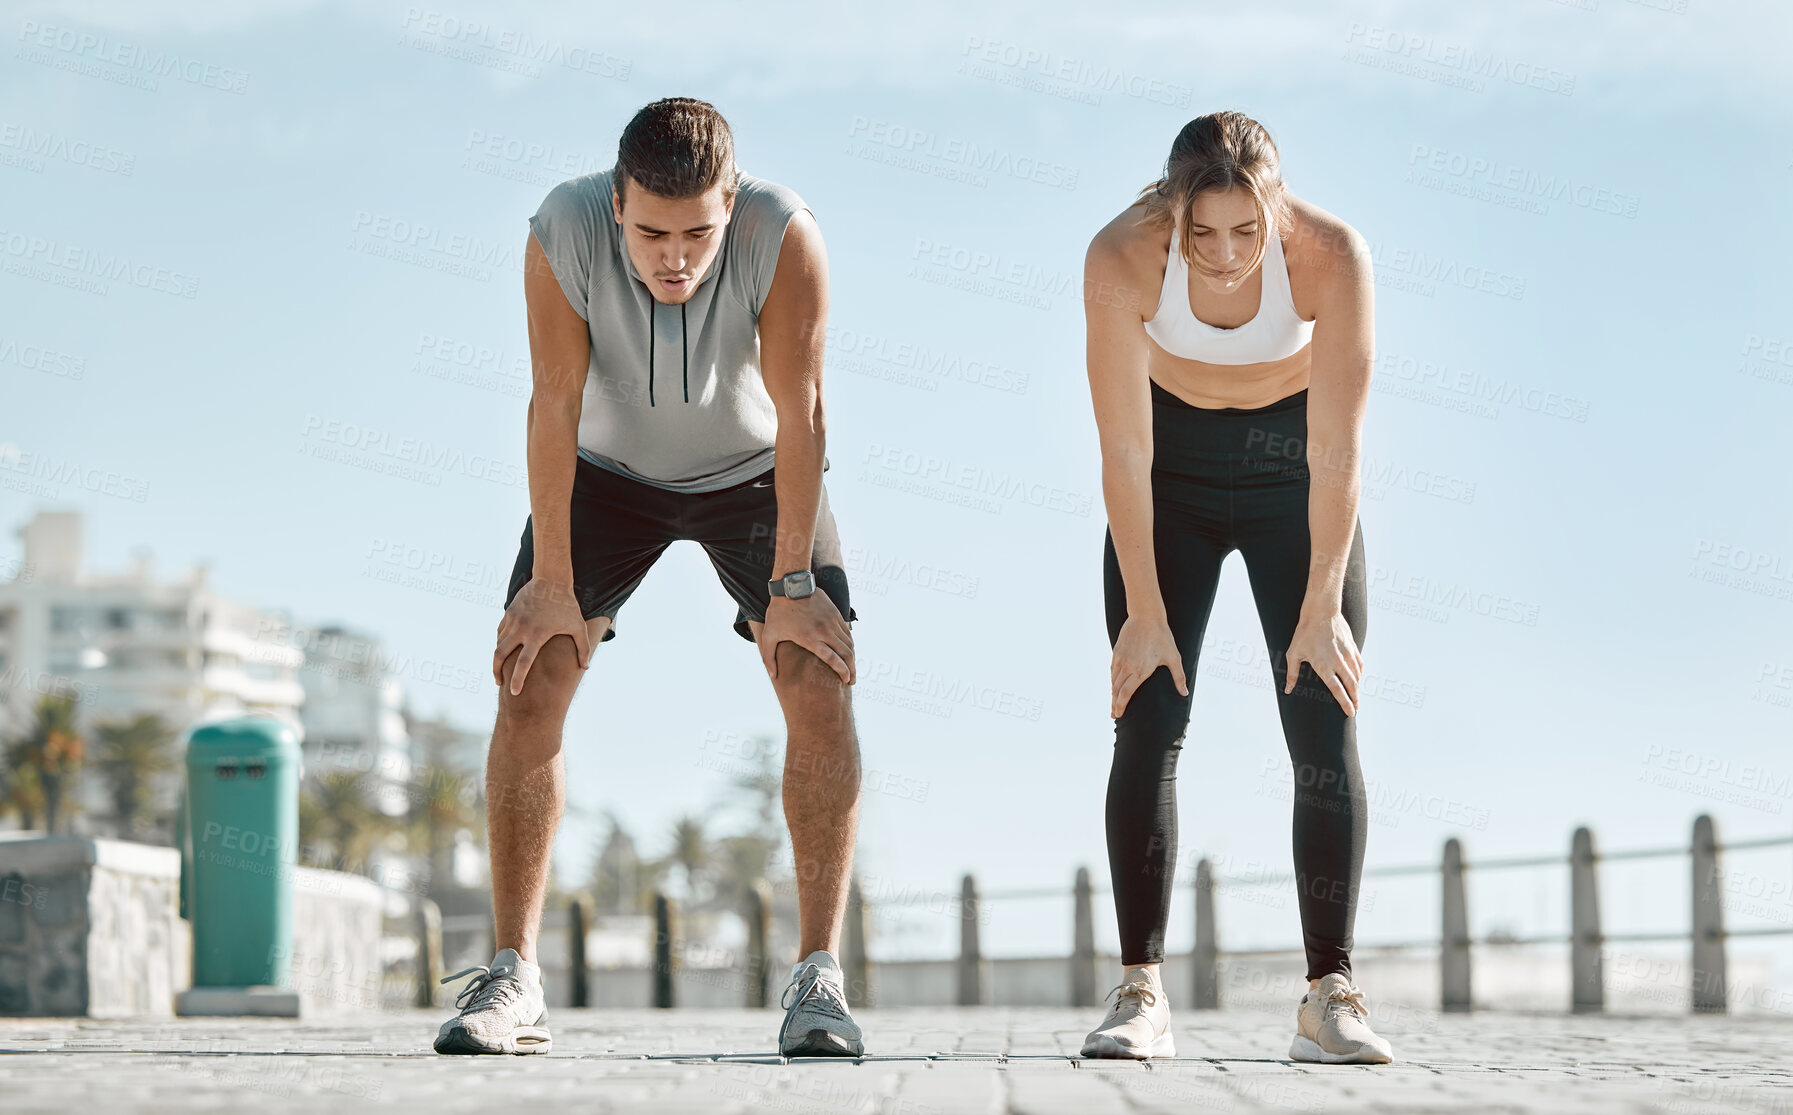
left=414, top=897, right=442, bottom=1008
left=843, top=873, right=870, bottom=1008
left=1441, top=837, right=1472, bottom=1012
left=1691, top=814, right=1727, bottom=1014
left=745, top=879, right=771, bottom=1008
left=956, top=874, right=984, bottom=1006
left=568, top=895, right=591, bottom=1009
left=1071, top=866, right=1096, bottom=1007
left=1193, top=857, right=1219, bottom=1009
left=1569, top=827, right=1603, bottom=1013
left=653, top=891, right=677, bottom=1008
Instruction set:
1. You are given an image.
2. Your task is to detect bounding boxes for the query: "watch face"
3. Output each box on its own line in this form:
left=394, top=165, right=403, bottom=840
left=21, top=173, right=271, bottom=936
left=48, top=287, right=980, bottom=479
left=784, top=571, right=816, bottom=598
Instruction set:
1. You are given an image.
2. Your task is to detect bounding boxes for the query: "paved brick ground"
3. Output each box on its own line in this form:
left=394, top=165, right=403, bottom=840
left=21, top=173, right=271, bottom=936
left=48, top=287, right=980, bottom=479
left=1, top=1007, right=1788, bottom=1113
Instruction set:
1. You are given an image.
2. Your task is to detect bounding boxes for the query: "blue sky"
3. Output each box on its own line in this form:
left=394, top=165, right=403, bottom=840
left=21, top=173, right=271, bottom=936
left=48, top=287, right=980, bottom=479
left=5, top=0, right=1792, bottom=981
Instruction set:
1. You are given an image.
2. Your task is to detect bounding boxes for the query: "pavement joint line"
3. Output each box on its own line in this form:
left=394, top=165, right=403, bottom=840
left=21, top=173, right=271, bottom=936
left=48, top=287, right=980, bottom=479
left=3, top=1046, right=1700, bottom=1073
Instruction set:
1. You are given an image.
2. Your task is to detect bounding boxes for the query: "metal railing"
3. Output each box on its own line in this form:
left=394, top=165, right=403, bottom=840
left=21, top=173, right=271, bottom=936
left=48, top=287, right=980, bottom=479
left=414, top=812, right=1791, bottom=1013
left=947, top=812, right=1790, bottom=1014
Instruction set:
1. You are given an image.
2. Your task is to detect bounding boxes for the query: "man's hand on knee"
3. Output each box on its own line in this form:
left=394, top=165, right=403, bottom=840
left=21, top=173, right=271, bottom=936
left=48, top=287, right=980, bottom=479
left=756, top=594, right=854, bottom=685
left=495, top=579, right=594, bottom=695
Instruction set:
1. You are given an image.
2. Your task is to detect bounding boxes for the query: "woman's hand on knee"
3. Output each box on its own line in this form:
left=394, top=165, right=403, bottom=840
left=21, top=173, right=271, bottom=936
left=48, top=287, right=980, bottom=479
left=1284, top=610, right=1362, bottom=716
left=1111, top=614, right=1188, bottom=717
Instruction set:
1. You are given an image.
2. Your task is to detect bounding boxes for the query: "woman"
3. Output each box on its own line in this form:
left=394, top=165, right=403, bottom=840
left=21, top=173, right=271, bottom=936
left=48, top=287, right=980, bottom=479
left=1079, top=111, right=1392, bottom=1065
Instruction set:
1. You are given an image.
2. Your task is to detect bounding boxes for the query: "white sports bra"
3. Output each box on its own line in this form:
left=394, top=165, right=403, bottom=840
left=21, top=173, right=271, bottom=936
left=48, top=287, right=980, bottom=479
left=1143, top=222, right=1314, bottom=365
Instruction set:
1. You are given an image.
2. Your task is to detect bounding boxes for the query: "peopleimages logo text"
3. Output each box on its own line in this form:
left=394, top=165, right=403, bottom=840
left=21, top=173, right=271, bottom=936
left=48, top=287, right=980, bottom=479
left=861, top=443, right=1093, bottom=517
left=300, top=415, right=527, bottom=489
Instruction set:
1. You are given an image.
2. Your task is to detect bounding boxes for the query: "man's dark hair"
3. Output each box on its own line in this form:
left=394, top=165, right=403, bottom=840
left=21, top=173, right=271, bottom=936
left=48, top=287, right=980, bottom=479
left=615, top=97, right=738, bottom=204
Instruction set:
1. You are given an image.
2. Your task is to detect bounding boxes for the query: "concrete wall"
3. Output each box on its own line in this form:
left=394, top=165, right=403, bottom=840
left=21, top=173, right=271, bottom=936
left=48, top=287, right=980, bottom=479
left=0, top=834, right=186, bottom=1017
left=286, top=865, right=387, bottom=1014
left=0, top=834, right=389, bottom=1017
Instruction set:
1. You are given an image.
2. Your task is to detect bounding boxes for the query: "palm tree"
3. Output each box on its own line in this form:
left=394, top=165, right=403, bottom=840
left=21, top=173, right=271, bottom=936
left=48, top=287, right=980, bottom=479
left=93, top=713, right=178, bottom=841
left=407, top=763, right=482, bottom=888
left=299, top=769, right=390, bottom=870
left=709, top=740, right=784, bottom=907
left=2, top=693, right=84, bottom=834
left=668, top=814, right=710, bottom=903
left=589, top=812, right=644, bottom=914
left=712, top=831, right=780, bottom=909
left=729, top=735, right=783, bottom=837
left=0, top=758, right=44, bottom=830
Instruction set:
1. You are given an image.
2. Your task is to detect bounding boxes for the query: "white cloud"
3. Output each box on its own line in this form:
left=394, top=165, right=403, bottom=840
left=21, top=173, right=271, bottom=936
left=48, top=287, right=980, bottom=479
left=13, top=0, right=1789, bottom=106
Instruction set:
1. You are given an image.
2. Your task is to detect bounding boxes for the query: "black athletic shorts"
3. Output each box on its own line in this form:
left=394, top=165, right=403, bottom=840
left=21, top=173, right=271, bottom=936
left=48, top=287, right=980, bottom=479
left=503, top=457, right=858, bottom=644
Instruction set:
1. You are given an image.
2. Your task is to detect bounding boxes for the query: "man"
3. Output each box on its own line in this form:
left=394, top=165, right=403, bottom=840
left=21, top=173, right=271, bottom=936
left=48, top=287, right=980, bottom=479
left=433, top=98, right=864, bottom=1058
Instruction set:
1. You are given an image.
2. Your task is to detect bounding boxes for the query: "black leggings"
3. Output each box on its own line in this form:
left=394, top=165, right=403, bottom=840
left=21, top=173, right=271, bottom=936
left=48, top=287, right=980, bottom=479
left=1103, top=380, right=1368, bottom=980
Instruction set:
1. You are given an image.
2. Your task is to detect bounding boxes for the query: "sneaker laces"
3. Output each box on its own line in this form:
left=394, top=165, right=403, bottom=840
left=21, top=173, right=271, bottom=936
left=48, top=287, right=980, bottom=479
left=781, top=963, right=851, bottom=1022
left=1320, top=981, right=1370, bottom=1022
left=1101, top=979, right=1159, bottom=1020
left=441, top=963, right=525, bottom=1013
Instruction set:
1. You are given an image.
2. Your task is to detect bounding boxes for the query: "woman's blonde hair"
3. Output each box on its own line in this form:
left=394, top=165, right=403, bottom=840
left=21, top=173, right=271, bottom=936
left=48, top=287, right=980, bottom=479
left=1135, top=111, right=1292, bottom=280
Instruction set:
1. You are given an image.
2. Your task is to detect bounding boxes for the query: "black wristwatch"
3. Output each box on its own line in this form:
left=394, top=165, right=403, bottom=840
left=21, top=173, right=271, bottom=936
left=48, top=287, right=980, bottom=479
left=768, top=569, right=817, bottom=600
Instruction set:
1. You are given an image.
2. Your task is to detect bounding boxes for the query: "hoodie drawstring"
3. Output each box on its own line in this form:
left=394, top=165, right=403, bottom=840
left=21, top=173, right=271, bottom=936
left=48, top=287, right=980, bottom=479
left=646, top=298, right=691, bottom=407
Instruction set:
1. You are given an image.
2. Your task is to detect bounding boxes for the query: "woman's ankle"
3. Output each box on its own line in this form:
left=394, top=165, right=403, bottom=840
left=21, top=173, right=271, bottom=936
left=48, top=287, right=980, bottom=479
left=1122, top=962, right=1164, bottom=985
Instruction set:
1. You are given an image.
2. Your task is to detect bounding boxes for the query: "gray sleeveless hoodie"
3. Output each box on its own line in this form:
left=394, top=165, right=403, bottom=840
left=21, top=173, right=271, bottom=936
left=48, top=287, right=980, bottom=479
left=528, top=169, right=819, bottom=493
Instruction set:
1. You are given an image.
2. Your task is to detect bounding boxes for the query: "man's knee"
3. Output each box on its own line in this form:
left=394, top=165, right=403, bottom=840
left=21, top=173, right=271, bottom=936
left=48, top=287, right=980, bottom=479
left=769, top=644, right=853, bottom=737
left=773, top=641, right=847, bottom=693
left=496, top=633, right=583, bottom=729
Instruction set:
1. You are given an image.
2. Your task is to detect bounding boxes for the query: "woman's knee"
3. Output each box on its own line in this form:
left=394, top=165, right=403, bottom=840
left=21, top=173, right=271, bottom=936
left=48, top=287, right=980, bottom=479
left=1113, top=667, right=1193, bottom=758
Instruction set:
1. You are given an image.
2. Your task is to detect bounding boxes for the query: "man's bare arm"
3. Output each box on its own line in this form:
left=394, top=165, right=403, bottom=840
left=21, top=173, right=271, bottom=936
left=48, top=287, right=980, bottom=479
left=492, top=229, right=594, bottom=693
left=756, top=208, right=853, bottom=682
left=522, top=230, right=588, bottom=591
left=758, top=210, right=828, bottom=586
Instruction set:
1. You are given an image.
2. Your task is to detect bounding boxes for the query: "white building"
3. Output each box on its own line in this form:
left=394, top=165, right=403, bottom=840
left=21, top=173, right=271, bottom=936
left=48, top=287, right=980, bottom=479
left=404, top=706, right=491, bottom=888
left=405, top=705, right=488, bottom=776
left=294, top=622, right=415, bottom=818
left=0, top=510, right=305, bottom=834
left=1, top=510, right=492, bottom=899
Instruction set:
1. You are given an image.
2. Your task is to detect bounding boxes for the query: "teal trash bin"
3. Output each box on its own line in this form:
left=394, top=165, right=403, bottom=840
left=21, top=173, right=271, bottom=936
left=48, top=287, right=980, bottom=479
left=181, top=715, right=302, bottom=993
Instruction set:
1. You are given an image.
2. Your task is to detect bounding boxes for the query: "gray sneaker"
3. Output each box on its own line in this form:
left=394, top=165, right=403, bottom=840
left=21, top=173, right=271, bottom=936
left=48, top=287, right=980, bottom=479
left=778, top=950, right=864, bottom=1056
left=434, top=948, right=553, bottom=1055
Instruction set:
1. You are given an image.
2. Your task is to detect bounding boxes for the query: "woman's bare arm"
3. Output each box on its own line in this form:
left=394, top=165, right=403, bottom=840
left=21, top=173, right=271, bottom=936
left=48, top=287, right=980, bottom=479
left=1085, top=215, right=1188, bottom=714
left=1300, top=221, right=1374, bottom=620
left=1277, top=212, right=1374, bottom=714
left=1085, top=221, right=1164, bottom=625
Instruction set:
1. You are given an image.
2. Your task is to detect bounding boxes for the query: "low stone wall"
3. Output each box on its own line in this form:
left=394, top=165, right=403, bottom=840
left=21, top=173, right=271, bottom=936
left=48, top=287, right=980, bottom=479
left=0, top=834, right=185, bottom=1017
left=285, top=865, right=387, bottom=1014
left=0, top=834, right=388, bottom=1017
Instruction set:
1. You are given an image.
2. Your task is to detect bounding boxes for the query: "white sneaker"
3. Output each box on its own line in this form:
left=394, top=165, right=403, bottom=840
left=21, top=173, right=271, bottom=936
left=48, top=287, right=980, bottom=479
left=434, top=948, right=553, bottom=1055
left=1289, top=972, right=1394, bottom=1064
left=1080, top=966, right=1175, bottom=1059
left=778, top=950, right=864, bottom=1056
